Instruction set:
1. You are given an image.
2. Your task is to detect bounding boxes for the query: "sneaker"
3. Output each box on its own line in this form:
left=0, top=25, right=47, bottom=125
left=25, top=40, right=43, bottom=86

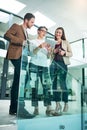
left=9, top=109, right=17, bottom=115
left=9, top=111, right=17, bottom=115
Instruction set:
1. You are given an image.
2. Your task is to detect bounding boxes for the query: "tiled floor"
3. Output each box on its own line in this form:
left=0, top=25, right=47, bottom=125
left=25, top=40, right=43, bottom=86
left=0, top=100, right=87, bottom=130
left=0, top=125, right=17, bottom=130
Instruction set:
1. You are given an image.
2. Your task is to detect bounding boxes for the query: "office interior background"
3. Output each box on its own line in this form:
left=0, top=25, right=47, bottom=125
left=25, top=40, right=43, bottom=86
left=0, top=0, right=87, bottom=130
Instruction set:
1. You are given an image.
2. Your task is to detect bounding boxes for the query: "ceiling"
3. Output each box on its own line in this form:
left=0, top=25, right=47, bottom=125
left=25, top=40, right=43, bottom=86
left=1, top=0, right=87, bottom=42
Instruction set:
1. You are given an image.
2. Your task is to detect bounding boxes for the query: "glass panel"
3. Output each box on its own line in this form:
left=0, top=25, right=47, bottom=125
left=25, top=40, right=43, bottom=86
left=83, top=39, right=87, bottom=129
left=0, top=11, right=23, bottom=127
left=83, top=67, right=87, bottom=129
left=17, top=39, right=84, bottom=130
left=0, top=57, right=4, bottom=97
left=70, top=40, right=84, bottom=67
left=84, top=39, right=87, bottom=58
left=0, top=12, right=23, bottom=100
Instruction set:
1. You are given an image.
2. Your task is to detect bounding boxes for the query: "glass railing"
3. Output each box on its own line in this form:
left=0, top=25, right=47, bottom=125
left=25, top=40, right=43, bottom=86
left=0, top=9, right=87, bottom=130
left=17, top=39, right=86, bottom=130
left=0, top=9, right=23, bottom=100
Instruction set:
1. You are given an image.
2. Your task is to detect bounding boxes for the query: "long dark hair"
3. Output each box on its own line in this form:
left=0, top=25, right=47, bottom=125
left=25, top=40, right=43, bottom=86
left=55, top=27, right=66, bottom=40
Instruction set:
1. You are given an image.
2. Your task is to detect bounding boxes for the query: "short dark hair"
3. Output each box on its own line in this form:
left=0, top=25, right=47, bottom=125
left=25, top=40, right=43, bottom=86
left=24, top=13, right=35, bottom=21
left=38, top=26, right=48, bottom=31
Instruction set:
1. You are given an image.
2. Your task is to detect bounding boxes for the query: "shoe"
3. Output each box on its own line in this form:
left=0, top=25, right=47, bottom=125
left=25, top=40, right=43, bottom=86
left=51, top=103, right=62, bottom=116
left=46, top=109, right=55, bottom=116
left=9, top=105, right=17, bottom=115
left=18, top=112, right=35, bottom=119
left=9, top=111, right=17, bottom=115
left=33, top=109, right=39, bottom=115
left=55, top=104, right=62, bottom=113
left=46, top=110, right=51, bottom=116
left=51, top=111, right=62, bottom=116
left=18, top=108, right=35, bottom=119
left=63, top=104, right=68, bottom=112
left=9, top=109, right=17, bottom=115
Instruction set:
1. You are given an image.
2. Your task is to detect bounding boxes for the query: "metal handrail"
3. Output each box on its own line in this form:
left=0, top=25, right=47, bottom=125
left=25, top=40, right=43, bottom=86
left=1, top=8, right=87, bottom=42
left=0, top=8, right=54, bottom=37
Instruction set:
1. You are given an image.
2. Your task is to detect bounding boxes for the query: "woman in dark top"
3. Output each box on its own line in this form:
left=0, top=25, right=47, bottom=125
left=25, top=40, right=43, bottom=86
left=50, top=27, right=73, bottom=116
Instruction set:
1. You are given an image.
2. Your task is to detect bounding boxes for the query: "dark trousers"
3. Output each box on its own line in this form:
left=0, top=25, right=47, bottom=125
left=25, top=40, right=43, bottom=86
left=10, top=57, right=22, bottom=113
left=50, top=60, right=68, bottom=103
left=29, top=63, right=51, bottom=107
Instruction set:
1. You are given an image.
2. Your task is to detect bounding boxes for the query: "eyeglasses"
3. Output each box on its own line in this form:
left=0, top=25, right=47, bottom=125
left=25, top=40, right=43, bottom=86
left=40, top=29, right=47, bottom=33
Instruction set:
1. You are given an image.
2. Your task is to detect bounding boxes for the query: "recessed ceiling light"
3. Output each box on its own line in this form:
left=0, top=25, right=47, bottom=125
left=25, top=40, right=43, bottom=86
left=0, top=0, right=26, bottom=14
left=0, top=11, right=9, bottom=23
left=34, top=11, right=56, bottom=28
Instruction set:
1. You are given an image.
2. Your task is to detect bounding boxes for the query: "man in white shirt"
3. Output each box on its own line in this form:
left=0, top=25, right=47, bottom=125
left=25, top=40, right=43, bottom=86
left=29, top=26, right=53, bottom=116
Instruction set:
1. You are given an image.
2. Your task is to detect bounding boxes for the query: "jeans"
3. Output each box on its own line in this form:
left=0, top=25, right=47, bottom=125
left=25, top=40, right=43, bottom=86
left=50, top=60, right=68, bottom=103
left=29, top=63, right=51, bottom=107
